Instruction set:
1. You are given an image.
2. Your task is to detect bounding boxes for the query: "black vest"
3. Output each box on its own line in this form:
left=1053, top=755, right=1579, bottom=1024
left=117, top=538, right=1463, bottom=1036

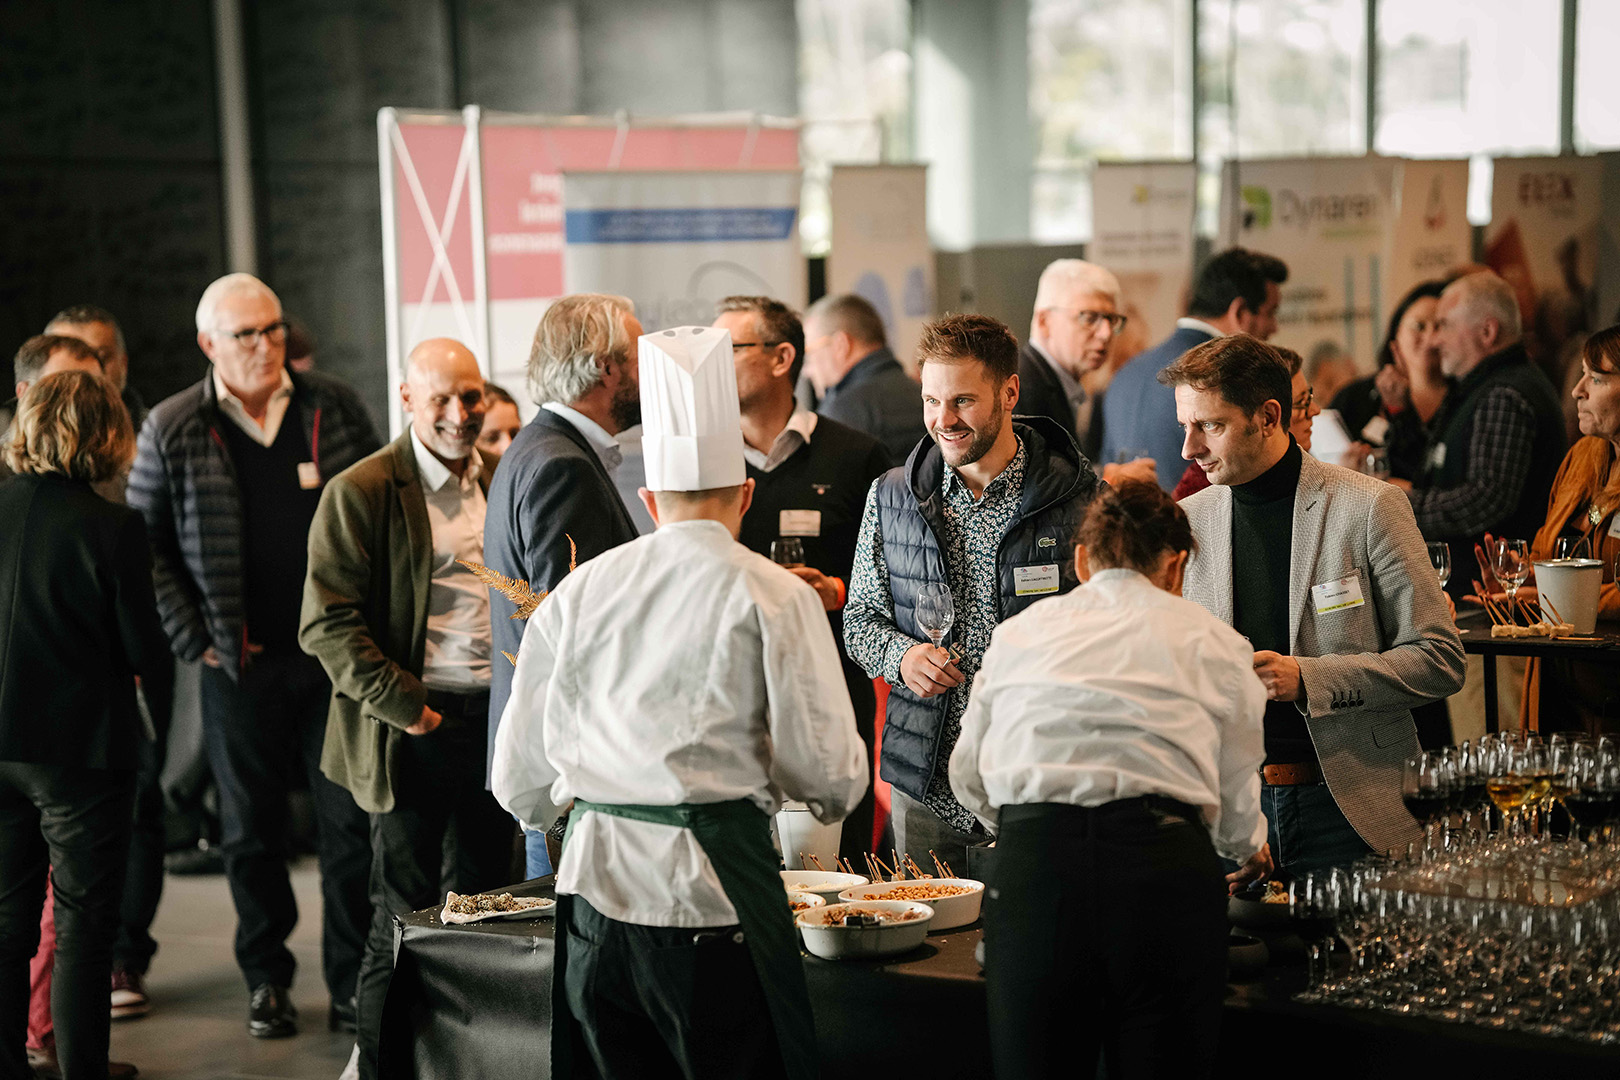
left=1418, top=343, right=1566, bottom=595
left=872, top=416, right=1101, bottom=801
left=216, top=405, right=323, bottom=651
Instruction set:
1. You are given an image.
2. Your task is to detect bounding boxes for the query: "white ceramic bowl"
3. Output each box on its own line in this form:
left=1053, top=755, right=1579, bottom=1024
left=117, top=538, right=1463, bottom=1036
left=786, top=890, right=825, bottom=916
left=780, top=870, right=868, bottom=904
left=796, top=900, right=934, bottom=960
left=836, top=878, right=984, bottom=931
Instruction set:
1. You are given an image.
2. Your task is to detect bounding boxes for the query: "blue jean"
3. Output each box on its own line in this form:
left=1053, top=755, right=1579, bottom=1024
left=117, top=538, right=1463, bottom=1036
left=1262, top=782, right=1371, bottom=878
left=524, top=827, right=552, bottom=879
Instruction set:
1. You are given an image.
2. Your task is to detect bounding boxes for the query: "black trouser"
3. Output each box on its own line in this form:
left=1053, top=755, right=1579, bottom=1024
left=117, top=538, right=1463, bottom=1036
left=114, top=668, right=172, bottom=976
left=199, top=653, right=370, bottom=998
left=984, top=799, right=1227, bottom=1080
left=563, top=894, right=778, bottom=1080
left=0, top=763, right=135, bottom=1080
left=357, top=690, right=513, bottom=1080
left=837, top=656, right=881, bottom=862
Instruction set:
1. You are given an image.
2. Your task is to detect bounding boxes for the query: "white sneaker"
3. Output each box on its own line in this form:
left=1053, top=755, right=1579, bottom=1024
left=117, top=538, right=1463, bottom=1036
left=338, top=1043, right=360, bottom=1080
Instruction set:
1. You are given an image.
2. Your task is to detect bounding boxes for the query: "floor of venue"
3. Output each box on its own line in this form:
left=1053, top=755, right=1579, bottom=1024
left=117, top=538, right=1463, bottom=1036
left=105, top=862, right=351, bottom=1080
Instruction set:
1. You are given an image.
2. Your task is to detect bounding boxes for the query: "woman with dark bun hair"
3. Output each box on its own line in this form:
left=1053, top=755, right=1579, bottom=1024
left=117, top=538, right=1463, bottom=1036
left=950, top=480, right=1269, bottom=1080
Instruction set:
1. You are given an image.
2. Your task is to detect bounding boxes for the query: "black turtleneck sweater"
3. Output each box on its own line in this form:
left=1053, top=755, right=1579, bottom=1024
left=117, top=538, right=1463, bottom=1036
left=1231, top=439, right=1312, bottom=765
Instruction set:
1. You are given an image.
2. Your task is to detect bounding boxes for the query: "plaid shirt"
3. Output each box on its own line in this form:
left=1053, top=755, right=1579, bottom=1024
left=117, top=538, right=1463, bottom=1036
left=846, top=441, right=1028, bottom=834
left=1407, top=385, right=1537, bottom=538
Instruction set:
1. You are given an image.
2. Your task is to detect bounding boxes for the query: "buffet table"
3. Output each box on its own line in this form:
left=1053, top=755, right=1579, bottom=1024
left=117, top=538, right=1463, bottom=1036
left=375, top=877, right=1620, bottom=1079
left=1455, top=611, right=1620, bottom=733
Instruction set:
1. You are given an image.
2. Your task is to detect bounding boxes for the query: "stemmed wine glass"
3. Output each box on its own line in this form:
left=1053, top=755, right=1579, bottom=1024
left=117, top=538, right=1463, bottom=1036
left=1492, top=539, right=1531, bottom=621
left=915, top=583, right=955, bottom=651
left=1427, top=542, right=1452, bottom=589
left=1402, top=751, right=1451, bottom=859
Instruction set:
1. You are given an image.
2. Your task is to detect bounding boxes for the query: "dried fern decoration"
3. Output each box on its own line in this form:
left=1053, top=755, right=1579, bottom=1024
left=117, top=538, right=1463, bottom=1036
left=458, top=535, right=577, bottom=664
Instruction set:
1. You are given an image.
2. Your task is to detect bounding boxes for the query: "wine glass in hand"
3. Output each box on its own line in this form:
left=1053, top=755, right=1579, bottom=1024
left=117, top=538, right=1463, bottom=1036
left=770, top=538, right=804, bottom=569
left=915, top=583, right=955, bottom=650
left=1427, top=542, right=1451, bottom=589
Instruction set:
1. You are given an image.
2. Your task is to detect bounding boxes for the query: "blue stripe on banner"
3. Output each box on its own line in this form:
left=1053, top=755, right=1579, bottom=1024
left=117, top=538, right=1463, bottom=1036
left=564, top=207, right=798, bottom=244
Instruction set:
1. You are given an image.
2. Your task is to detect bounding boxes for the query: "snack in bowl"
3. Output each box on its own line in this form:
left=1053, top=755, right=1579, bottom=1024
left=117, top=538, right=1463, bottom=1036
left=836, top=877, right=984, bottom=931
left=779, top=870, right=868, bottom=903
left=439, top=891, right=556, bottom=925
left=787, top=890, right=826, bottom=914
left=796, top=900, right=934, bottom=960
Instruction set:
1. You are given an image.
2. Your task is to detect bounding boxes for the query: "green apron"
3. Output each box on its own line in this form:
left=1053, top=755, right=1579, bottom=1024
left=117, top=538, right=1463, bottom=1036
left=551, top=798, right=816, bottom=1080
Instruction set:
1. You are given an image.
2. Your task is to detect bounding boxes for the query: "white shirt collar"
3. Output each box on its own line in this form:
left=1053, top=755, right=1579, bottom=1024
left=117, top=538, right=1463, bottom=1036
left=1027, top=339, right=1084, bottom=401
left=742, top=408, right=818, bottom=472
left=1176, top=317, right=1227, bottom=339
left=409, top=426, right=483, bottom=492
left=212, top=365, right=293, bottom=410
left=542, top=402, right=622, bottom=470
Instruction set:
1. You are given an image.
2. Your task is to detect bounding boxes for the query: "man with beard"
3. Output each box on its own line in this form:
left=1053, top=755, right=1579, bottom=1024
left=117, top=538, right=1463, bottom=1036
left=300, top=339, right=516, bottom=1080
left=845, top=314, right=1103, bottom=869
left=482, top=295, right=643, bottom=878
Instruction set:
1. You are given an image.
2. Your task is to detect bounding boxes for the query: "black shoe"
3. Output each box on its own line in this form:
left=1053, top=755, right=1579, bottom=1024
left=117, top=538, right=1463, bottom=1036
left=328, top=995, right=357, bottom=1033
left=165, top=842, right=226, bottom=876
left=247, top=983, right=297, bottom=1039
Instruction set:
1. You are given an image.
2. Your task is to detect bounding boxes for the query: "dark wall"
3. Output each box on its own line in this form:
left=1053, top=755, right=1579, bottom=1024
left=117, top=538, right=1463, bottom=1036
left=0, top=0, right=797, bottom=424
left=0, top=0, right=224, bottom=409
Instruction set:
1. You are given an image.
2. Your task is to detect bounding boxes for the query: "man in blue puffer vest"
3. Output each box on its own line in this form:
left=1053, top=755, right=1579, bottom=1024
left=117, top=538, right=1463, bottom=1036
left=845, top=313, right=1103, bottom=870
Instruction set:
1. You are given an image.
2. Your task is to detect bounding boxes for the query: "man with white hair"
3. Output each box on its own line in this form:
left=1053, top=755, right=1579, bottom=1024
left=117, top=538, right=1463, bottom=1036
left=301, top=338, right=515, bottom=1080
left=127, top=273, right=380, bottom=1040
left=1020, top=259, right=1155, bottom=485
left=481, top=294, right=643, bottom=878
left=1394, top=271, right=1567, bottom=601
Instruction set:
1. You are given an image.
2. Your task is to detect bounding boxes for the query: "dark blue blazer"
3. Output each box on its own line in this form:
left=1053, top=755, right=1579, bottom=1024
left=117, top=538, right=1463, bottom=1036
left=482, top=409, right=638, bottom=774
left=817, top=346, right=927, bottom=463
left=1100, top=325, right=1215, bottom=490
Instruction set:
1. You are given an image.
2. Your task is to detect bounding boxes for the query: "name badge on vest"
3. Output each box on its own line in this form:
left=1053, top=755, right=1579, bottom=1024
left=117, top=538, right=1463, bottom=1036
left=1013, top=563, right=1060, bottom=597
left=1608, top=514, right=1620, bottom=540
left=297, top=462, right=322, bottom=490
left=1427, top=443, right=1447, bottom=470
left=779, top=509, right=821, bottom=537
left=1312, top=574, right=1365, bottom=614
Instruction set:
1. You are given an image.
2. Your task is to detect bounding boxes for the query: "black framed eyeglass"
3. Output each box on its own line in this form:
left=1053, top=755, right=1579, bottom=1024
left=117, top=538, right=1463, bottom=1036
left=1292, top=388, right=1315, bottom=414
left=1066, top=310, right=1128, bottom=333
left=731, top=340, right=786, bottom=352
left=221, top=320, right=290, bottom=348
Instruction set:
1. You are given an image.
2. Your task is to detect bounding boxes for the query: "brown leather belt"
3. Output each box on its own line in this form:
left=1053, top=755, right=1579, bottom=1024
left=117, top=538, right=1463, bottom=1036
left=1262, top=761, right=1323, bottom=786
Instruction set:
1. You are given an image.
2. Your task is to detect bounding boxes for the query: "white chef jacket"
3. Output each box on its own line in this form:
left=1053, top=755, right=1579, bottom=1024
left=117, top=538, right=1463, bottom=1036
left=492, top=518, right=869, bottom=928
left=948, top=568, right=1267, bottom=861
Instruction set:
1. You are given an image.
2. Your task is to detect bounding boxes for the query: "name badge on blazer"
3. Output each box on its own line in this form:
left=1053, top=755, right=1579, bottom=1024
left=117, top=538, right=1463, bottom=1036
left=1427, top=443, right=1447, bottom=470
left=1608, top=514, right=1620, bottom=539
left=297, top=462, right=322, bottom=490
left=1013, top=563, right=1060, bottom=596
left=779, top=509, right=821, bottom=537
left=1312, top=574, right=1365, bottom=614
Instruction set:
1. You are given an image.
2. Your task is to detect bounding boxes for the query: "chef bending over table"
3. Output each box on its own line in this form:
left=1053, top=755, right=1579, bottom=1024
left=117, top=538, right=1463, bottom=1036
left=492, top=324, right=868, bottom=1080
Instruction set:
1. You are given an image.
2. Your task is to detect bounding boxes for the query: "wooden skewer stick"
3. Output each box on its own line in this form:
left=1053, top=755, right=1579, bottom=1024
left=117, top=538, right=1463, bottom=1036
left=1539, top=593, right=1565, bottom=625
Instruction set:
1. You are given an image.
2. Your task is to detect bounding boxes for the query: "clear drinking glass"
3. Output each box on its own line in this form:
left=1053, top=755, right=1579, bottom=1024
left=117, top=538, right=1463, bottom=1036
left=1492, top=538, right=1532, bottom=614
left=1427, top=541, right=1452, bottom=588
left=1364, top=447, right=1392, bottom=480
left=769, top=538, right=804, bottom=568
left=915, top=583, right=955, bottom=649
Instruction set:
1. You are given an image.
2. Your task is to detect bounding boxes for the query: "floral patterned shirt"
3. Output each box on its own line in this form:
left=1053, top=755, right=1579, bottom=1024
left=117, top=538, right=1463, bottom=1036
left=845, top=441, right=1028, bottom=834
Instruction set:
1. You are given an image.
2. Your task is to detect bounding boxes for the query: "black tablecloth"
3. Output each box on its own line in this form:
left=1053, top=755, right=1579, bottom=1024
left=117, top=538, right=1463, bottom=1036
left=378, top=878, right=1620, bottom=1078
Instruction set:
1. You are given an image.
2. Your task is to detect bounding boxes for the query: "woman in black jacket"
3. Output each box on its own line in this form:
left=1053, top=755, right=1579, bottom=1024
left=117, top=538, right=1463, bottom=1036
left=0, top=371, right=168, bottom=1080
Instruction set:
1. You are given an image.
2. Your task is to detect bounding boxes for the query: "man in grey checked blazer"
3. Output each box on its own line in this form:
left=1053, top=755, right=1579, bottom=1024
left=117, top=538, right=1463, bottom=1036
left=1163, top=335, right=1465, bottom=874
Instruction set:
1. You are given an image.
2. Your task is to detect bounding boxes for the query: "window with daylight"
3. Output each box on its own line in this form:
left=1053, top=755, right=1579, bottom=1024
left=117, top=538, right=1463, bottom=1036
left=796, top=0, right=913, bottom=255
left=1575, top=0, right=1620, bottom=152
left=1028, top=0, right=1194, bottom=243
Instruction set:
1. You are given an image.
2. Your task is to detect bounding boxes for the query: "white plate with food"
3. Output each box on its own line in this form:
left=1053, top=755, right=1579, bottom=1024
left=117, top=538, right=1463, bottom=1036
left=786, top=890, right=826, bottom=915
left=780, top=870, right=868, bottom=904
left=439, top=891, right=556, bottom=925
left=836, top=878, right=984, bottom=930
left=797, top=900, right=934, bottom=960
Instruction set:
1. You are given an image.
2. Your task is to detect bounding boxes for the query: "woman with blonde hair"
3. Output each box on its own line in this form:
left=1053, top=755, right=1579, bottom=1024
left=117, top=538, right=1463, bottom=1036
left=0, top=371, right=168, bottom=1080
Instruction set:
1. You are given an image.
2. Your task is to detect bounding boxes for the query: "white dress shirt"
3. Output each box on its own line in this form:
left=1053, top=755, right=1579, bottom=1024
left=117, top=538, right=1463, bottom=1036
left=541, top=401, right=623, bottom=473
left=212, top=367, right=294, bottom=446
left=493, top=519, right=868, bottom=928
left=1175, top=316, right=1228, bottom=339
left=410, top=430, right=491, bottom=693
left=948, top=568, right=1267, bottom=861
left=742, top=408, right=819, bottom=473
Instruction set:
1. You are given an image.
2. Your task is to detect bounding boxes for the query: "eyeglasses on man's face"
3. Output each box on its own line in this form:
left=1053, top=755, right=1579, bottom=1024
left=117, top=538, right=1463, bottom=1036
left=218, top=320, right=289, bottom=349
left=731, top=340, right=785, bottom=353
left=1292, top=388, right=1315, bottom=415
left=1061, top=309, right=1127, bottom=333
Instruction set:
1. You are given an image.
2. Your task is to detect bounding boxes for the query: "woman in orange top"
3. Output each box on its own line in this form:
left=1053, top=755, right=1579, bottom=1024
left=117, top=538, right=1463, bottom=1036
left=1522, top=325, right=1620, bottom=731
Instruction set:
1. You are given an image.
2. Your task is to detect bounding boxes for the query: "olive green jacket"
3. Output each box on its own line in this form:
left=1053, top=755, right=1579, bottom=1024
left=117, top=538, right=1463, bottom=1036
left=299, top=432, right=496, bottom=813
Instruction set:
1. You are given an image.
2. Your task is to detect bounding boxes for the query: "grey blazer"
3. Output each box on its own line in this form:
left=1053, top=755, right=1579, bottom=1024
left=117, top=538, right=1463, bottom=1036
left=1181, top=451, right=1466, bottom=856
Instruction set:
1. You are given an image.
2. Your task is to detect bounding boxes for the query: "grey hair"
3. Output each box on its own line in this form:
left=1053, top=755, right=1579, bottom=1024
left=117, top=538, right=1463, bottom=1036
left=527, top=293, right=637, bottom=405
left=195, top=273, right=280, bottom=334
left=1033, top=259, right=1121, bottom=311
left=1447, top=271, right=1522, bottom=342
